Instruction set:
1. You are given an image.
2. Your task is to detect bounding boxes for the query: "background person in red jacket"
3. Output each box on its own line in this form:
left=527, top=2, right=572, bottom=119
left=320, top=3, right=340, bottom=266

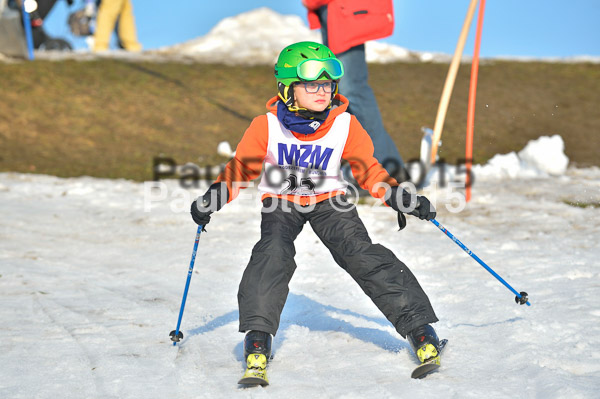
left=303, top=0, right=409, bottom=182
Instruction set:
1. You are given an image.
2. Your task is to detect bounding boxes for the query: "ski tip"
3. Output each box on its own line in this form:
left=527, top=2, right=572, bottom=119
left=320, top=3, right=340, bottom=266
left=238, top=377, right=269, bottom=387
left=411, top=362, right=440, bottom=379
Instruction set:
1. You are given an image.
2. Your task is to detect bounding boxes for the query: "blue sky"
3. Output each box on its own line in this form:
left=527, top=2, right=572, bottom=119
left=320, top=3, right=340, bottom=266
left=44, top=0, right=600, bottom=57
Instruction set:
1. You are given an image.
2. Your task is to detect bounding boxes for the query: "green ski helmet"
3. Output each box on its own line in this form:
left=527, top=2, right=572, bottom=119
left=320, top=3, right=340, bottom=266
left=274, top=41, right=344, bottom=111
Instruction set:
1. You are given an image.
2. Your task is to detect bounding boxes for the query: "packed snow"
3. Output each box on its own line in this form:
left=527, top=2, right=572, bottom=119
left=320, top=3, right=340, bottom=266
left=472, top=135, right=570, bottom=179
left=1, top=136, right=599, bottom=398
left=409, top=135, right=573, bottom=187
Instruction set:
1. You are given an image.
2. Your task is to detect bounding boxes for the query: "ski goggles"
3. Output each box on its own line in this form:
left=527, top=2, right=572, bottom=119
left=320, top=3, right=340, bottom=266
left=276, top=58, right=344, bottom=81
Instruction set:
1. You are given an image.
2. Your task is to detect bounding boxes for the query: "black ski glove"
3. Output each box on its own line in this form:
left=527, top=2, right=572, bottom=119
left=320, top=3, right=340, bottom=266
left=385, top=186, right=436, bottom=230
left=190, top=182, right=229, bottom=227
left=411, top=196, right=436, bottom=220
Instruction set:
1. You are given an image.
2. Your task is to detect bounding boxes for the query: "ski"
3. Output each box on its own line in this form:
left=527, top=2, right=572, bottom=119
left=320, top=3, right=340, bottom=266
left=238, top=353, right=269, bottom=386
left=410, top=338, right=448, bottom=379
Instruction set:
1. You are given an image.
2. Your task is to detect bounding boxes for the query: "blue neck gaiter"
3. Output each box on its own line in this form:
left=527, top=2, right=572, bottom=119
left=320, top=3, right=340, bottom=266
left=276, top=101, right=330, bottom=135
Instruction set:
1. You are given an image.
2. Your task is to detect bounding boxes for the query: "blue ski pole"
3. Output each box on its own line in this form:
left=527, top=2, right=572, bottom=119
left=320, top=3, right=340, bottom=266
left=170, top=225, right=203, bottom=345
left=21, top=0, right=35, bottom=60
left=431, top=219, right=530, bottom=306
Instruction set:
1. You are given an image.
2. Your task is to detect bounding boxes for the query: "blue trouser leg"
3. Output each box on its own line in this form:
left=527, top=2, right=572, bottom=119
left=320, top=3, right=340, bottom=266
left=336, top=45, right=405, bottom=175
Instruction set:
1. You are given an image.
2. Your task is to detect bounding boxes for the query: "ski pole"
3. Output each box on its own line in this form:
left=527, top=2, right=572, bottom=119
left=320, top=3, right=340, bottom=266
left=430, top=219, right=530, bottom=306
left=21, top=0, right=35, bottom=60
left=170, top=225, right=203, bottom=345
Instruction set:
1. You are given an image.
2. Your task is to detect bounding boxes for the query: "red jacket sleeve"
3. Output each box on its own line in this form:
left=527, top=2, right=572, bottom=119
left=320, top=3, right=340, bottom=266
left=342, top=115, right=398, bottom=199
left=215, top=115, right=268, bottom=202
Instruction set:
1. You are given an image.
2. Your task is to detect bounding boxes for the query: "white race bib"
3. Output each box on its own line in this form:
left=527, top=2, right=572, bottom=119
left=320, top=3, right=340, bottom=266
left=258, top=112, right=351, bottom=197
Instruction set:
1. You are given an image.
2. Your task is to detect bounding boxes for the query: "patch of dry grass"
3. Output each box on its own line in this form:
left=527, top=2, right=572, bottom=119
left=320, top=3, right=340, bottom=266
left=0, top=59, right=598, bottom=181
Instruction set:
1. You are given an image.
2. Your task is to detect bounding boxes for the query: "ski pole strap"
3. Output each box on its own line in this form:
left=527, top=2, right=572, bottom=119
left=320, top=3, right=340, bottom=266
left=431, top=219, right=531, bottom=306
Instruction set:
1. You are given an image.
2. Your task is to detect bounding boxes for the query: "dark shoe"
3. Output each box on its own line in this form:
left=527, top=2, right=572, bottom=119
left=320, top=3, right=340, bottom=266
left=243, top=330, right=272, bottom=359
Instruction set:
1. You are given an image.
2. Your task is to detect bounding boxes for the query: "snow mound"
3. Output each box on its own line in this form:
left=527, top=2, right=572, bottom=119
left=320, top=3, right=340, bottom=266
left=473, top=135, right=569, bottom=179
left=518, top=135, right=569, bottom=176
left=156, top=7, right=421, bottom=65
left=365, top=41, right=411, bottom=63
left=157, top=8, right=320, bottom=65
left=420, top=135, right=571, bottom=186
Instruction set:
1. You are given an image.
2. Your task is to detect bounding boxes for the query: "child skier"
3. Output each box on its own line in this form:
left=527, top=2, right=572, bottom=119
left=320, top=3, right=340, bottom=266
left=191, top=41, right=441, bottom=384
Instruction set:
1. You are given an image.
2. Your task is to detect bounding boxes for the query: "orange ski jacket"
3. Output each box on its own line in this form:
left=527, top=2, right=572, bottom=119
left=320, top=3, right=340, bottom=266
left=215, top=94, right=398, bottom=207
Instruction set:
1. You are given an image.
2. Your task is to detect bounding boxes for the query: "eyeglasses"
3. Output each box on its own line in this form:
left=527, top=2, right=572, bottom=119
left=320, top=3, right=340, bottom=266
left=299, top=81, right=337, bottom=93
left=276, top=58, right=344, bottom=81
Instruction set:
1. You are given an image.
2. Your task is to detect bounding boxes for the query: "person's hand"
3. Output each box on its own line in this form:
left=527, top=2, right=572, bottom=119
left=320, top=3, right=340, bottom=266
left=385, top=186, right=436, bottom=230
left=190, top=200, right=212, bottom=226
left=190, top=183, right=228, bottom=226
left=409, top=196, right=436, bottom=220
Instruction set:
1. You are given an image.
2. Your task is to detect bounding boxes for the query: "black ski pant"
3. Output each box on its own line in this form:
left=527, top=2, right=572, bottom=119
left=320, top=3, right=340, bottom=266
left=238, top=196, right=438, bottom=338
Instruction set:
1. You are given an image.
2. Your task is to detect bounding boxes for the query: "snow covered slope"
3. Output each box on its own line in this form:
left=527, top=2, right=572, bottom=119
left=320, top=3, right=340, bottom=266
left=1, top=140, right=599, bottom=398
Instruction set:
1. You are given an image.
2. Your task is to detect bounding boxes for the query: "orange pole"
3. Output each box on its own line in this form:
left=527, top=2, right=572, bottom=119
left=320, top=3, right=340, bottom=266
left=465, top=0, right=486, bottom=202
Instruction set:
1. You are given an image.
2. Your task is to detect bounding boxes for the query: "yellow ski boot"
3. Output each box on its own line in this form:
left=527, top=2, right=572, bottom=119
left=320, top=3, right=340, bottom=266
left=238, top=331, right=272, bottom=386
left=407, top=324, right=446, bottom=379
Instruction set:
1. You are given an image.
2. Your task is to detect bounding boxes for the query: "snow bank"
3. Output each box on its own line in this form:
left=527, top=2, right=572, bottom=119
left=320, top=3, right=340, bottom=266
left=152, top=8, right=599, bottom=66
left=518, top=135, right=569, bottom=176
left=473, top=135, right=570, bottom=179
left=155, top=7, right=428, bottom=65
left=157, top=8, right=320, bottom=65
left=416, top=135, right=571, bottom=188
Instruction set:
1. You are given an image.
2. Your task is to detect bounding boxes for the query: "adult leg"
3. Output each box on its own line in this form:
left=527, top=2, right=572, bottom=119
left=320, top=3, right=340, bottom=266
left=307, top=197, right=438, bottom=337
left=337, top=46, right=405, bottom=174
left=34, top=0, right=57, bottom=19
left=93, top=0, right=124, bottom=51
left=116, top=0, right=141, bottom=51
left=238, top=198, right=306, bottom=336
